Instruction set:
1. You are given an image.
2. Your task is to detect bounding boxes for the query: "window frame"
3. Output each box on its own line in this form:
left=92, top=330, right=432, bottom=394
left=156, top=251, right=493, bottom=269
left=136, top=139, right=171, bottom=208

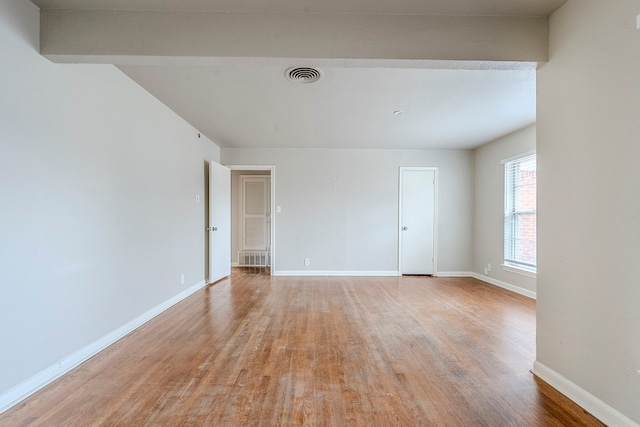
left=502, top=152, right=537, bottom=274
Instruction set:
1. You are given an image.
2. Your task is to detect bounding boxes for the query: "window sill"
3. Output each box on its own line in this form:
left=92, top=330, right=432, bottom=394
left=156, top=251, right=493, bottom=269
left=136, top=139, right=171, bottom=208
left=502, top=264, right=537, bottom=278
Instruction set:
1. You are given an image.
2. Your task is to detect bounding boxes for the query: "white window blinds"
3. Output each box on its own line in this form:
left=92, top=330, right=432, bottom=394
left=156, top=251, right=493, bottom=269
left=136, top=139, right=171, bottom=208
left=503, top=153, right=537, bottom=271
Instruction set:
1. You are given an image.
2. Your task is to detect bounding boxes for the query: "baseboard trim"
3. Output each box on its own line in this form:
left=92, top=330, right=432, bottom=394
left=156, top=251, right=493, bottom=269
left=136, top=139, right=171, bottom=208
left=230, top=262, right=239, bottom=267
left=471, top=272, right=536, bottom=299
left=532, top=361, right=639, bottom=427
left=0, top=279, right=208, bottom=415
left=273, top=270, right=400, bottom=277
left=435, top=271, right=474, bottom=277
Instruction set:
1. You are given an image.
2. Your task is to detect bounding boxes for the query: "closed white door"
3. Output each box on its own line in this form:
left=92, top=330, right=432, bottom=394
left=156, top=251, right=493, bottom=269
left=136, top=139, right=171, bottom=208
left=209, top=161, right=231, bottom=283
left=240, top=176, right=271, bottom=250
left=399, top=168, right=436, bottom=275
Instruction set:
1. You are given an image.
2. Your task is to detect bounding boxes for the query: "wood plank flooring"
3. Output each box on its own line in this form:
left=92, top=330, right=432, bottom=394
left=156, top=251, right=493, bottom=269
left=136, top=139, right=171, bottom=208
left=0, top=272, right=604, bottom=426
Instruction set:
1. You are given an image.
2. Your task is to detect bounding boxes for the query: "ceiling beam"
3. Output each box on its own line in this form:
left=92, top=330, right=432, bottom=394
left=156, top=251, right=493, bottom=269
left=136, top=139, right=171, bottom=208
left=40, top=10, right=549, bottom=65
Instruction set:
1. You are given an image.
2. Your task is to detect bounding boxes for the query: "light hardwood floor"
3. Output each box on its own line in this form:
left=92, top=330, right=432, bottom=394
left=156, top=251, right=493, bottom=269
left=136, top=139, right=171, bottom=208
left=0, top=272, right=604, bottom=426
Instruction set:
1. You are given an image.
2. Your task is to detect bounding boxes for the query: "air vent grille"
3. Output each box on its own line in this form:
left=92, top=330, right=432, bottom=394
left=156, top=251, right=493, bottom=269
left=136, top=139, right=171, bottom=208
left=286, top=67, right=323, bottom=84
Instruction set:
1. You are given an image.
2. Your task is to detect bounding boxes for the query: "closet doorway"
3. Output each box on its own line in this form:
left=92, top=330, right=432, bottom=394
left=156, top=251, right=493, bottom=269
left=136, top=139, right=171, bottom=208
left=398, top=167, right=438, bottom=275
left=228, top=165, right=275, bottom=275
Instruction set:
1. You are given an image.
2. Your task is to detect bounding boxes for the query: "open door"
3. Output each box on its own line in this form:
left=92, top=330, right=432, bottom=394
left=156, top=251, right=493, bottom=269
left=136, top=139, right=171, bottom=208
left=208, top=161, right=231, bottom=283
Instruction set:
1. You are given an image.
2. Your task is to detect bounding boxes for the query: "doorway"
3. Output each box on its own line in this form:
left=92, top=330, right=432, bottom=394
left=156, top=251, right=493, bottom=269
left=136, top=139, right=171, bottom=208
left=398, top=167, right=438, bottom=275
left=228, top=165, right=275, bottom=275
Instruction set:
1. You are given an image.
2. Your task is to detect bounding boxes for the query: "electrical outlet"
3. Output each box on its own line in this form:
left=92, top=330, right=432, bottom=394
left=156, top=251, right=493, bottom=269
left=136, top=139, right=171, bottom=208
left=181, top=274, right=185, bottom=284
left=487, top=263, right=492, bottom=272
left=484, top=267, right=488, bottom=275
left=304, top=258, right=310, bottom=266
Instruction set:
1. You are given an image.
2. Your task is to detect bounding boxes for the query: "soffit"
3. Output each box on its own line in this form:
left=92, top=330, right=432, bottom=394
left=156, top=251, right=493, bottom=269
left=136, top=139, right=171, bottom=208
left=31, top=0, right=567, bottom=16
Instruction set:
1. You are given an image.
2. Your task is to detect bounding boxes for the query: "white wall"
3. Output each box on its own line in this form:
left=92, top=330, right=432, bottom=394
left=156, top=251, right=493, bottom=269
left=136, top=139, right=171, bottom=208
left=0, top=0, right=220, bottom=402
left=473, top=125, right=536, bottom=294
left=221, top=148, right=474, bottom=275
left=537, top=0, right=640, bottom=424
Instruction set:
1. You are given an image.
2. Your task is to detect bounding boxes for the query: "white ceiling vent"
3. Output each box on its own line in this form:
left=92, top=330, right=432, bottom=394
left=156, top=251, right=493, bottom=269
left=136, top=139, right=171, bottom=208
left=286, top=67, right=323, bottom=84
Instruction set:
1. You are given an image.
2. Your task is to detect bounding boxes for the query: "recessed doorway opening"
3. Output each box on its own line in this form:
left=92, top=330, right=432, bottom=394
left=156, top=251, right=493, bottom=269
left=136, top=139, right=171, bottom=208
left=228, top=165, right=276, bottom=276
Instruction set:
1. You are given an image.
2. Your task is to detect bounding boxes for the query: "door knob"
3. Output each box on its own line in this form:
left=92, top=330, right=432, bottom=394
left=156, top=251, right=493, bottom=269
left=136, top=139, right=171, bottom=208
left=403, top=226, right=408, bottom=230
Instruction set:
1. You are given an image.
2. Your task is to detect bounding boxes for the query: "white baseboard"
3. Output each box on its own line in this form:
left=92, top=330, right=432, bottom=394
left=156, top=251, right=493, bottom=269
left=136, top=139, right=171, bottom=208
left=231, top=262, right=239, bottom=267
left=0, top=279, right=208, bottom=415
left=471, top=272, right=536, bottom=299
left=435, top=271, right=474, bottom=277
left=532, top=361, right=639, bottom=427
left=273, top=270, right=400, bottom=277
left=434, top=271, right=536, bottom=300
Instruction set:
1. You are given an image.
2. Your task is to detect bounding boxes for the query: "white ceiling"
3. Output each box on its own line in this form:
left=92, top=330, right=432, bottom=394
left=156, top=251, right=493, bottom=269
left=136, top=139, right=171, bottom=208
left=33, top=0, right=564, bottom=150
left=119, top=61, right=536, bottom=150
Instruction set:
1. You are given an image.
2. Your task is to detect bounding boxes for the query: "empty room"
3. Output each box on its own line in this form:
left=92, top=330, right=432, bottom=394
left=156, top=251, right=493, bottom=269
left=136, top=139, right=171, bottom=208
left=1, top=0, right=638, bottom=426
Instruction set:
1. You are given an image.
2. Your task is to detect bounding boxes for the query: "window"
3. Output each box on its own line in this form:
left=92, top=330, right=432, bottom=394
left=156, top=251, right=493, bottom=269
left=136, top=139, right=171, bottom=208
left=503, top=153, right=536, bottom=272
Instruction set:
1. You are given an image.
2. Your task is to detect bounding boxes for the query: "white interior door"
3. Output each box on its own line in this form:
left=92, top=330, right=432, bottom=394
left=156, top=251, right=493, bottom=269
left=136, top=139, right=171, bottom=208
left=209, top=161, right=231, bottom=283
left=240, top=176, right=271, bottom=250
left=400, top=168, right=436, bottom=275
